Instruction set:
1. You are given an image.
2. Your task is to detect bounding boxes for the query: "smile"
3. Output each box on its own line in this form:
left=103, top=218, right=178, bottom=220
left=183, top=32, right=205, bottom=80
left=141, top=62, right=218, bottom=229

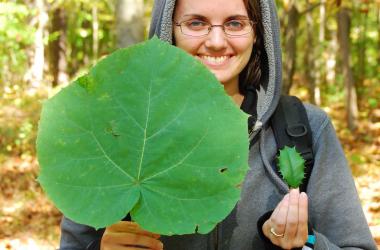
left=198, top=55, right=230, bottom=66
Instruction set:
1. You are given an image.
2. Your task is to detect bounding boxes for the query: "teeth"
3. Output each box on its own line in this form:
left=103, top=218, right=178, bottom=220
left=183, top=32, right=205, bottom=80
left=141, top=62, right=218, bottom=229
left=202, top=56, right=228, bottom=64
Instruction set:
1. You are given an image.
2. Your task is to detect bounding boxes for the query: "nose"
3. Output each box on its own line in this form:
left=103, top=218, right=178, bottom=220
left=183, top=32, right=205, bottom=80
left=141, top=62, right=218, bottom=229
left=204, top=26, right=227, bottom=51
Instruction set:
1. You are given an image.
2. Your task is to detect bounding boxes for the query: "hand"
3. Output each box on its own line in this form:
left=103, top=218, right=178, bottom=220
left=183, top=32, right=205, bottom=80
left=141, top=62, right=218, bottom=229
left=262, top=189, right=308, bottom=250
left=101, top=221, right=163, bottom=250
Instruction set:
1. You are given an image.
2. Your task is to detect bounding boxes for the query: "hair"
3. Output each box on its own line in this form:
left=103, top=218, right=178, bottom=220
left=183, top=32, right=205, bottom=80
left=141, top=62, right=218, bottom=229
left=239, top=0, right=268, bottom=94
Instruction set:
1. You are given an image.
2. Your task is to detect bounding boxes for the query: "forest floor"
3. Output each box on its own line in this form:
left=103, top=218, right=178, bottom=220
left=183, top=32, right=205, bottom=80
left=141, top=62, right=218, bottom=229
left=329, top=102, right=380, bottom=248
left=0, top=92, right=379, bottom=249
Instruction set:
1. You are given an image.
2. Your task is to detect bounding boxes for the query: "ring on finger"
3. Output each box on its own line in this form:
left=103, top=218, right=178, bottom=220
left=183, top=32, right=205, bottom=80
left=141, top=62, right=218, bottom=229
left=270, top=227, right=284, bottom=238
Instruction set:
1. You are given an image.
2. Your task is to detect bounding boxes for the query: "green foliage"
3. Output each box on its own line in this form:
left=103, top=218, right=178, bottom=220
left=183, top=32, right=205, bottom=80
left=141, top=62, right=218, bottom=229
left=64, top=0, right=116, bottom=75
left=0, top=85, right=45, bottom=156
left=351, top=3, right=379, bottom=82
left=0, top=2, right=35, bottom=86
left=37, top=38, right=249, bottom=235
left=277, top=146, right=305, bottom=188
left=368, top=98, right=378, bottom=109
left=350, top=153, right=367, bottom=165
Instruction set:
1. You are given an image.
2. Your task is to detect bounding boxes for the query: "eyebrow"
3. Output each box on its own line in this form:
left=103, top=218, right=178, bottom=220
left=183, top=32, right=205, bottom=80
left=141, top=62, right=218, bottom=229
left=182, top=14, right=208, bottom=20
left=182, top=14, right=250, bottom=20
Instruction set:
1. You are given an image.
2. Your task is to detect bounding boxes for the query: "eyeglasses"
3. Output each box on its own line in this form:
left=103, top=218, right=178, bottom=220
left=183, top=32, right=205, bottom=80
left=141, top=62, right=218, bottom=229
left=175, top=19, right=255, bottom=37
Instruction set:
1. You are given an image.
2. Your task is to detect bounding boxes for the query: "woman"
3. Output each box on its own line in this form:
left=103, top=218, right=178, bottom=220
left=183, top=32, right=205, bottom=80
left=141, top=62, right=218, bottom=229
left=60, top=0, right=377, bottom=249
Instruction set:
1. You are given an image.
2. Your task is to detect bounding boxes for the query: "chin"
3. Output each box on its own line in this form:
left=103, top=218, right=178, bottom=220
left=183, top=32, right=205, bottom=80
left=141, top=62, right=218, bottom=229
left=208, top=71, right=221, bottom=81
left=214, top=74, right=231, bottom=86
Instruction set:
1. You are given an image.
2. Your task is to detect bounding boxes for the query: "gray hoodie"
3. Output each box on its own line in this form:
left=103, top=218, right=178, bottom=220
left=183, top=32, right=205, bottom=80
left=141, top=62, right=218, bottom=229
left=59, top=0, right=377, bottom=249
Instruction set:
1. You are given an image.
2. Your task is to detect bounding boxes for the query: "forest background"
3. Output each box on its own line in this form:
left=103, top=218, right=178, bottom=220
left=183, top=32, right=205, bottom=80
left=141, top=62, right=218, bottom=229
left=0, top=0, right=379, bottom=249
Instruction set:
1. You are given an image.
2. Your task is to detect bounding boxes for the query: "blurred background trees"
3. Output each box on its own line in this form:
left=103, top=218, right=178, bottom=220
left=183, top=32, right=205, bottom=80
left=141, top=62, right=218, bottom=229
left=0, top=0, right=379, bottom=248
left=1, top=0, right=378, bottom=136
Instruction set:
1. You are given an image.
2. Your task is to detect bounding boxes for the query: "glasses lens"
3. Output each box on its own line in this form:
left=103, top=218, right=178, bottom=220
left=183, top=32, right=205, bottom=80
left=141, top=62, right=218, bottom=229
left=224, top=20, right=253, bottom=36
left=181, top=20, right=209, bottom=37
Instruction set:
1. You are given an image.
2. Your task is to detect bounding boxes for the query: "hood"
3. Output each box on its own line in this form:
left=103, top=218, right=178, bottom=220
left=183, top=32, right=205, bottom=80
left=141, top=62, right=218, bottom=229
left=148, top=0, right=282, bottom=131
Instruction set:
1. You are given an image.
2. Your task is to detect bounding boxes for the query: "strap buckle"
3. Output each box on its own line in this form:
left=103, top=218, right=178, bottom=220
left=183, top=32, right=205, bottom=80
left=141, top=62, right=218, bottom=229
left=286, top=124, right=307, bottom=137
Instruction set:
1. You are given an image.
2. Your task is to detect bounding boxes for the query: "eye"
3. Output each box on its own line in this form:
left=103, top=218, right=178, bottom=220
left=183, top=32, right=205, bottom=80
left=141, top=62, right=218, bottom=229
left=225, top=20, right=245, bottom=30
left=184, top=20, right=208, bottom=30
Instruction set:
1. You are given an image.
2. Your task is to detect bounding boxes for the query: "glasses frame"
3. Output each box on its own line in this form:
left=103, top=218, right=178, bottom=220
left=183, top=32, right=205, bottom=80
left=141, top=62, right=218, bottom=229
left=174, top=19, right=256, bottom=38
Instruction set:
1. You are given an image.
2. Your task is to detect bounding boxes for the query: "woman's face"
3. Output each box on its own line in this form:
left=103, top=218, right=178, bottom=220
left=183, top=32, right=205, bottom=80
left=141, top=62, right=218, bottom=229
left=173, top=0, right=255, bottom=93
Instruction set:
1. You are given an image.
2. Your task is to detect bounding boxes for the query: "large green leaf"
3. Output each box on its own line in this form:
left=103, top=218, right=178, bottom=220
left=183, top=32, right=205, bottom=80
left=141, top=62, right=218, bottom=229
left=277, top=146, right=305, bottom=188
left=37, top=37, right=249, bottom=235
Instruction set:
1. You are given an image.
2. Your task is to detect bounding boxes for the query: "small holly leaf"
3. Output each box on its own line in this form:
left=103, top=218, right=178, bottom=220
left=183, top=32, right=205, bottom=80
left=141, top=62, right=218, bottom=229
left=277, top=146, right=305, bottom=188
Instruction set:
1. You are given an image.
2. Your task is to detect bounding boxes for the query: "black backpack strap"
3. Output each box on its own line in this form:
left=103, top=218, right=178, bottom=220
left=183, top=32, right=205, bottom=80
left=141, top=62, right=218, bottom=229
left=270, top=95, right=314, bottom=192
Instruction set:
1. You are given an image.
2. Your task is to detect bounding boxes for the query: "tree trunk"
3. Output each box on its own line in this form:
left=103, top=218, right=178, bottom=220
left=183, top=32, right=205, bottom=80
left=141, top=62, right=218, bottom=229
left=304, top=0, right=315, bottom=104
left=357, top=4, right=368, bottom=94
left=48, top=7, right=68, bottom=87
left=327, top=34, right=338, bottom=90
left=25, top=0, right=48, bottom=89
left=314, top=0, right=327, bottom=105
left=337, top=7, right=359, bottom=131
left=116, top=0, right=144, bottom=48
left=282, top=1, right=299, bottom=94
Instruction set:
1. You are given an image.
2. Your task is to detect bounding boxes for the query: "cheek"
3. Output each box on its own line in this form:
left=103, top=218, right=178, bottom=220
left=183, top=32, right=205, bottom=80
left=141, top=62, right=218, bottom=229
left=173, top=32, right=199, bottom=55
left=176, top=41, right=195, bottom=55
left=240, top=40, right=254, bottom=63
left=173, top=28, right=181, bottom=45
left=243, top=46, right=253, bottom=63
left=174, top=30, right=187, bottom=49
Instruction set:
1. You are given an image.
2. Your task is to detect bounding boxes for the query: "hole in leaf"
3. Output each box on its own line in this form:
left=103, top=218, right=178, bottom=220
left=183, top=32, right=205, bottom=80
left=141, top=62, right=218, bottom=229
left=195, top=224, right=199, bottom=233
left=219, top=167, right=228, bottom=173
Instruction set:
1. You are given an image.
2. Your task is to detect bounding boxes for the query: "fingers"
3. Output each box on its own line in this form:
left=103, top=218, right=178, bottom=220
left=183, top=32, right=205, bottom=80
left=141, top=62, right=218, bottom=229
left=102, top=232, right=163, bottom=250
left=261, top=193, right=289, bottom=240
left=108, top=221, right=138, bottom=232
left=102, top=221, right=163, bottom=250
left=270, top=193, right=290, bottom=237
left=265, top=189, right=309, bottom=249
left=108, top=221, right=161, bottom=239
left=102, top=245, right=157, bottom=250
left=272, top=193, right=289, bottom=218
left=283, top=189, right=300, bottom=241
left=295, top=192, right=309, bottom=245
left=102, top=246, right=160, bottom=250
